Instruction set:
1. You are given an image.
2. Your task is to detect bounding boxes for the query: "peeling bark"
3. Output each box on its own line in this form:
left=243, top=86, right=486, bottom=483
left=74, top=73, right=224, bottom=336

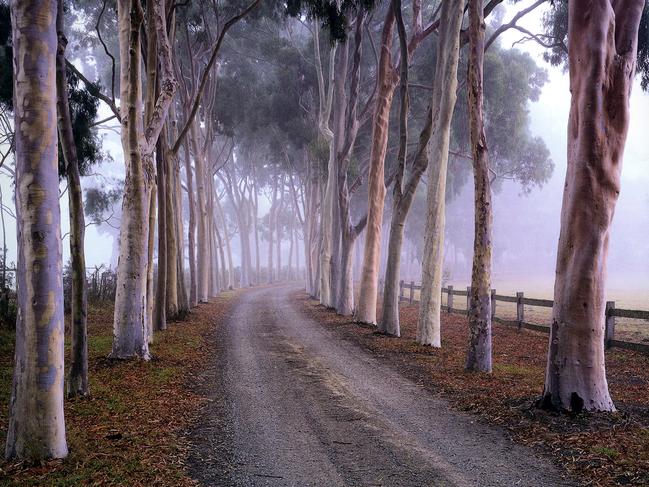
left=355, top=5, right=397, bottom=325
left=56, top=0, right=89, bottom=397
left=465, top=0, right=493, bottom=373
left=6, top=0, right=68, bottom=460
left=541, top=0, right=643, bottom=412
left=416, top=0, right=465, bottom=346
left=112, top=0, right=177, bottom=359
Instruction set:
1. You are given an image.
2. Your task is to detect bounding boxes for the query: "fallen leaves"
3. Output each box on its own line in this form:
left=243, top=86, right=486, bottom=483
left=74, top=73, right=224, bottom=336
left=296, top=291, right=649, bottom=487
left=0, top=293, right=236, bottom=486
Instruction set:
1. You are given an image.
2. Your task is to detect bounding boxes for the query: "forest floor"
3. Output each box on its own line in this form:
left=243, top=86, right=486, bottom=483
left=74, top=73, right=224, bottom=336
left=0, top=291, right=237, bottom=486
left=298, top=291, right=649, bottom=486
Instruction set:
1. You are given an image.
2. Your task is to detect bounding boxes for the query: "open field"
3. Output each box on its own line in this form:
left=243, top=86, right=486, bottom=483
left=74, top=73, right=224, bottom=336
left=401, top=283, right=649, bottom=345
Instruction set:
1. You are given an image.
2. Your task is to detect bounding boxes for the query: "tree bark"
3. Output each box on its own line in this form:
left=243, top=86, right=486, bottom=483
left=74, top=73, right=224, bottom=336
left=183, top=142, right=198, bottom=306
left=112, top=0, right=151, bottom=358
left=146, top=183, right=156, bottom=341
left=465, top=0, right=493, bottom=373
left=355, top=5, right=397, bottom=324
left=154, top=137, right=167, bottom=331
left=190, top=124, right=209, bottom=302
left=315, top=26, right=337, bottom=307
left=6, top=0, right=68, bottom=460
left=165, top=149, right=179, bottom=317
left=541, top=0, right=643, bottom=412
left=416, top=0, right=464, bottom=346
left=267, top=173, right=277, bottom=283
left=112, top=0, right=177, bottom=358
left=378, top=0, right=409, bottom=335
left=56, top=0, right=89, bottom=397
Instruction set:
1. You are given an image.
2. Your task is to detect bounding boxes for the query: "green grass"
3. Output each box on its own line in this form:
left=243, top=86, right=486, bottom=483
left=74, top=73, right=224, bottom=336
left=150, top=366, right=177, bottom=384
left=591, top=446, right=619, bottom=458
left=493, top=363, right=537, bottom=376
left=87, top=334, right=113, bottom=355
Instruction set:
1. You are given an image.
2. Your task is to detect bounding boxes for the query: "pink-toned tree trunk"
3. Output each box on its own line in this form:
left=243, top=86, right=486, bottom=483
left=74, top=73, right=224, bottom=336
left=355, top=5, right=398, bottom=324
left=6, top=0, right=68, bottom=460
left=541, top=0, right=644, bottom=412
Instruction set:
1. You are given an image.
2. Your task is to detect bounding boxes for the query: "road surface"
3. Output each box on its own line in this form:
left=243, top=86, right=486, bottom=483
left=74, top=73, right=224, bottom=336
left=188, top=284, right=572, bottom=487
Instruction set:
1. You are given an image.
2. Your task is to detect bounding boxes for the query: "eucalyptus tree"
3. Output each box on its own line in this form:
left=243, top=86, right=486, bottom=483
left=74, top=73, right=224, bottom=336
left=110, top=0, right=177, bottom=359
left=540, top=0, right=645, bottom=411
left=464, top=0, right=493, bottom=372
left=356, top=0, right=510, bottom=325
left=56, top=0, right=89, bottom=396
left=6, top=0, right=67, bottom=461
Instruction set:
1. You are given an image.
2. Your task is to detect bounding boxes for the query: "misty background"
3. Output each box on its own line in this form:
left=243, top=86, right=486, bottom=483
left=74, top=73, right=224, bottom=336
left=0, top=3, right=647, bottom=306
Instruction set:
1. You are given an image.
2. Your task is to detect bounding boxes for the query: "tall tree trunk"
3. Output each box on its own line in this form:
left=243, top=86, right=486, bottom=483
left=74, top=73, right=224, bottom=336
left=56, top=0, right=89, bottom=397
left=252, top=175, right=260, bottom=284
left=6, top=0, right=68, bottom=461
left=213, top=200, right=228, bottom=290
left=214, top=194, right=233, bottom=289
left=315, top=27, right=337, bottom=307
left=112, top=0, right=151, bottom=359
left=190, top=124, right=209, bottom=301
left=174, top=154, right=188, bottom=314
left=355, top=5, right=397, bottom=324
left=165, top=104, right=179, bottom=317
left=381, top=137, right=426, bottom=335
left=288, top=216, right=294, bottom=280
left=154, top=138, right=167, bottom=331
left=465, top=0, right=493, bottom=373
left=183, top=142, right=198, bottom=307
left=541, top=0, right=643, bottom=412
left=165, top=149, right=179, bottom=317
left=276, top=182, right=284, bottom=281
left=378, top=0, right=408, bottom=335
left=146, top=184, right=156, bottom=341
left=267, top=174, right=277, bottom=283
left=416, top=0, right=464, bottom=346
left=112, top=0, right=176, bottom=358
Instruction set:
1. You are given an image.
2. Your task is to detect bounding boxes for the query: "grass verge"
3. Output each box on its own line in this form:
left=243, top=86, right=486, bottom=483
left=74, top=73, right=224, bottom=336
left=296, top=292, right=649, bottom=487
left=0, top=291, right=236, bottom=486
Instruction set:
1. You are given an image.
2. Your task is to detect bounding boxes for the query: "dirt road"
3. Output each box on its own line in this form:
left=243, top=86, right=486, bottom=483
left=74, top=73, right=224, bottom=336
left=188, top=284, right=573, bottom=487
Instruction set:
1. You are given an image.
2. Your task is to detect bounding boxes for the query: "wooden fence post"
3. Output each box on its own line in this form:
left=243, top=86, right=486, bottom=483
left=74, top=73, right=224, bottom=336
left=605, top=301, right=616, bottom=349
left=447, top=285, right=453, bottom=312
left=516, top=292, right=524, bottom=330
left=409, top=281, right=415, bottom=304
left=466, top=286, right=471, bottom=316
left=491, top=289, right=496, bottom=320
left=399, top=280, right=404, bottom=302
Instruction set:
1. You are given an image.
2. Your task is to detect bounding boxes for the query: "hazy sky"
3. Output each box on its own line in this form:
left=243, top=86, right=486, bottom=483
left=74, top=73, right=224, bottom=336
left=1, top=3, right=648, bottom=302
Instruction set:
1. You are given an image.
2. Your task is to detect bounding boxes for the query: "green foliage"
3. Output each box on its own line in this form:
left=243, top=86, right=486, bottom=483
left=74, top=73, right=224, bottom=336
left=0, top=3, right=109, bottom=178
left=58, top=69, right=110, bottom=179
left=286, top=0, right=375, bottom=41
left=0, top=2, right=12, bottom=111
left=84, top=184, right=123, bottom=225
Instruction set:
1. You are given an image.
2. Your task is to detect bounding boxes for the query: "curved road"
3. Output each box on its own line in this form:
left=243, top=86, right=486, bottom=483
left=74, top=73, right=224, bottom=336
left=189, top=284, right=572, bottom=487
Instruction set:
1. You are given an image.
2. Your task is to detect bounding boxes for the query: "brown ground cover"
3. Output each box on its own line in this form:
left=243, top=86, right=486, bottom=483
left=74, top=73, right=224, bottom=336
left=0, top=291, right=236, bottom=486
left=296, top=292, right=649, bottom=487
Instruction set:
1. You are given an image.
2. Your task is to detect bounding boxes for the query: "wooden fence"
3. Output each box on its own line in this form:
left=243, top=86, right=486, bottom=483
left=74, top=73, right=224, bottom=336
left=398, top=280, right=649, bottom=354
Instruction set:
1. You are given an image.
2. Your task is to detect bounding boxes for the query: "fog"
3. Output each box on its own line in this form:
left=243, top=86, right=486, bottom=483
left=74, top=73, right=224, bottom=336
left=1, top=2, right=648, bottom=306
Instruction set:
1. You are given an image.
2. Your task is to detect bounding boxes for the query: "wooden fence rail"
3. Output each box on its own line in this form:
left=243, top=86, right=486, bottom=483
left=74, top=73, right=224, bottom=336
left=397, top=280, right=649, bottom=354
